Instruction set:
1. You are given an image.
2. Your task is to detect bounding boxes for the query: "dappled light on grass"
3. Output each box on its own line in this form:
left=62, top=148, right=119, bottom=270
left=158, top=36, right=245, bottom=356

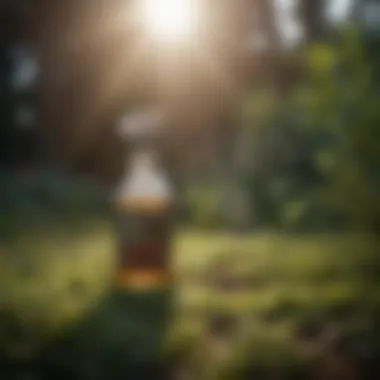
left=0, top=224, right=115, bottom=347
left=170, top=231, right=380, bottom=378
left=0, top=226, right=380, bottom=378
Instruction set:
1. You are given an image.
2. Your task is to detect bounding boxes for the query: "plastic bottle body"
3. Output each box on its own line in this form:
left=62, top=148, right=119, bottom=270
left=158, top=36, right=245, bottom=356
left=111, top=150, right=175, bottom=377
left=114, top=150, right=174, bottom=291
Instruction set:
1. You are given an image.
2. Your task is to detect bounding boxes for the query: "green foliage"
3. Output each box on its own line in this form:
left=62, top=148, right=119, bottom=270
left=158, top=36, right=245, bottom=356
left=240, top=26, right=380, bottom=232
left=0, top=171, right=110, bottom=242
left=301, top=28, right=380, bottom=232
left=184, top=183, right=251, bottom=231
left=185, top=185, right=225, bottom=230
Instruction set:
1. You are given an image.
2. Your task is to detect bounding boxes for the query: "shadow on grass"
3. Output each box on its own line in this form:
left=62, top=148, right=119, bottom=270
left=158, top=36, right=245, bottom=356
left=0, top=287, right=175, bottom=380
left=1, top=203, right=380, bottom=380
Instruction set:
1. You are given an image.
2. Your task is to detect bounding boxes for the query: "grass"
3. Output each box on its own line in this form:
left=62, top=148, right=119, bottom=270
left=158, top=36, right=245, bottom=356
left=1, top=222, right=379, bottom=378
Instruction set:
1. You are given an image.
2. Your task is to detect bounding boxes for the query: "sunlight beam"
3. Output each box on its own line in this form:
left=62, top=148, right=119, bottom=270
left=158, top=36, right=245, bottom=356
left=138, top=0, right=199, bottom=43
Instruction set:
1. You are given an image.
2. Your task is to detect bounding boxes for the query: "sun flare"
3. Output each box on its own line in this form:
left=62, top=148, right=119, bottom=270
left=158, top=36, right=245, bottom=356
left=139, top=0, right=198, bottom=43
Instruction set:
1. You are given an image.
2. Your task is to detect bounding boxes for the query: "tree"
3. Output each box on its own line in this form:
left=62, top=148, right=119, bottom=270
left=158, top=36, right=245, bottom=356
left=239, top=20, right=380, bottom=232
left=297, top=0, right=327, bottom=42
left=286, top=26, right=380, bottom=231
left=0, top=1, right=17, bottom=167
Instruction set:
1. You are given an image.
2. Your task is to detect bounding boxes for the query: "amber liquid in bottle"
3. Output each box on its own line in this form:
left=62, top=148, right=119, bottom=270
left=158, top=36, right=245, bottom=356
left=116, top=198, right=173, bottom=290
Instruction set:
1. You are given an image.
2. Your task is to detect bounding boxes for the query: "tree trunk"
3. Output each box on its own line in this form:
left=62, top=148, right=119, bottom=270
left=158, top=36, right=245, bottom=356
left=297, top=0, right=327, bottom=42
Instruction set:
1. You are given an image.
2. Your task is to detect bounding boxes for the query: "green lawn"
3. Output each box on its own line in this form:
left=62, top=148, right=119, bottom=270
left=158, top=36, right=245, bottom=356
left=0, top=226, right=379, bottom=378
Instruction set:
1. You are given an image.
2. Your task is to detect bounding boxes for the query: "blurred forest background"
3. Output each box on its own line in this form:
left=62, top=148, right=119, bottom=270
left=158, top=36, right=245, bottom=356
left=1, top=0, right=380, bottom=379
